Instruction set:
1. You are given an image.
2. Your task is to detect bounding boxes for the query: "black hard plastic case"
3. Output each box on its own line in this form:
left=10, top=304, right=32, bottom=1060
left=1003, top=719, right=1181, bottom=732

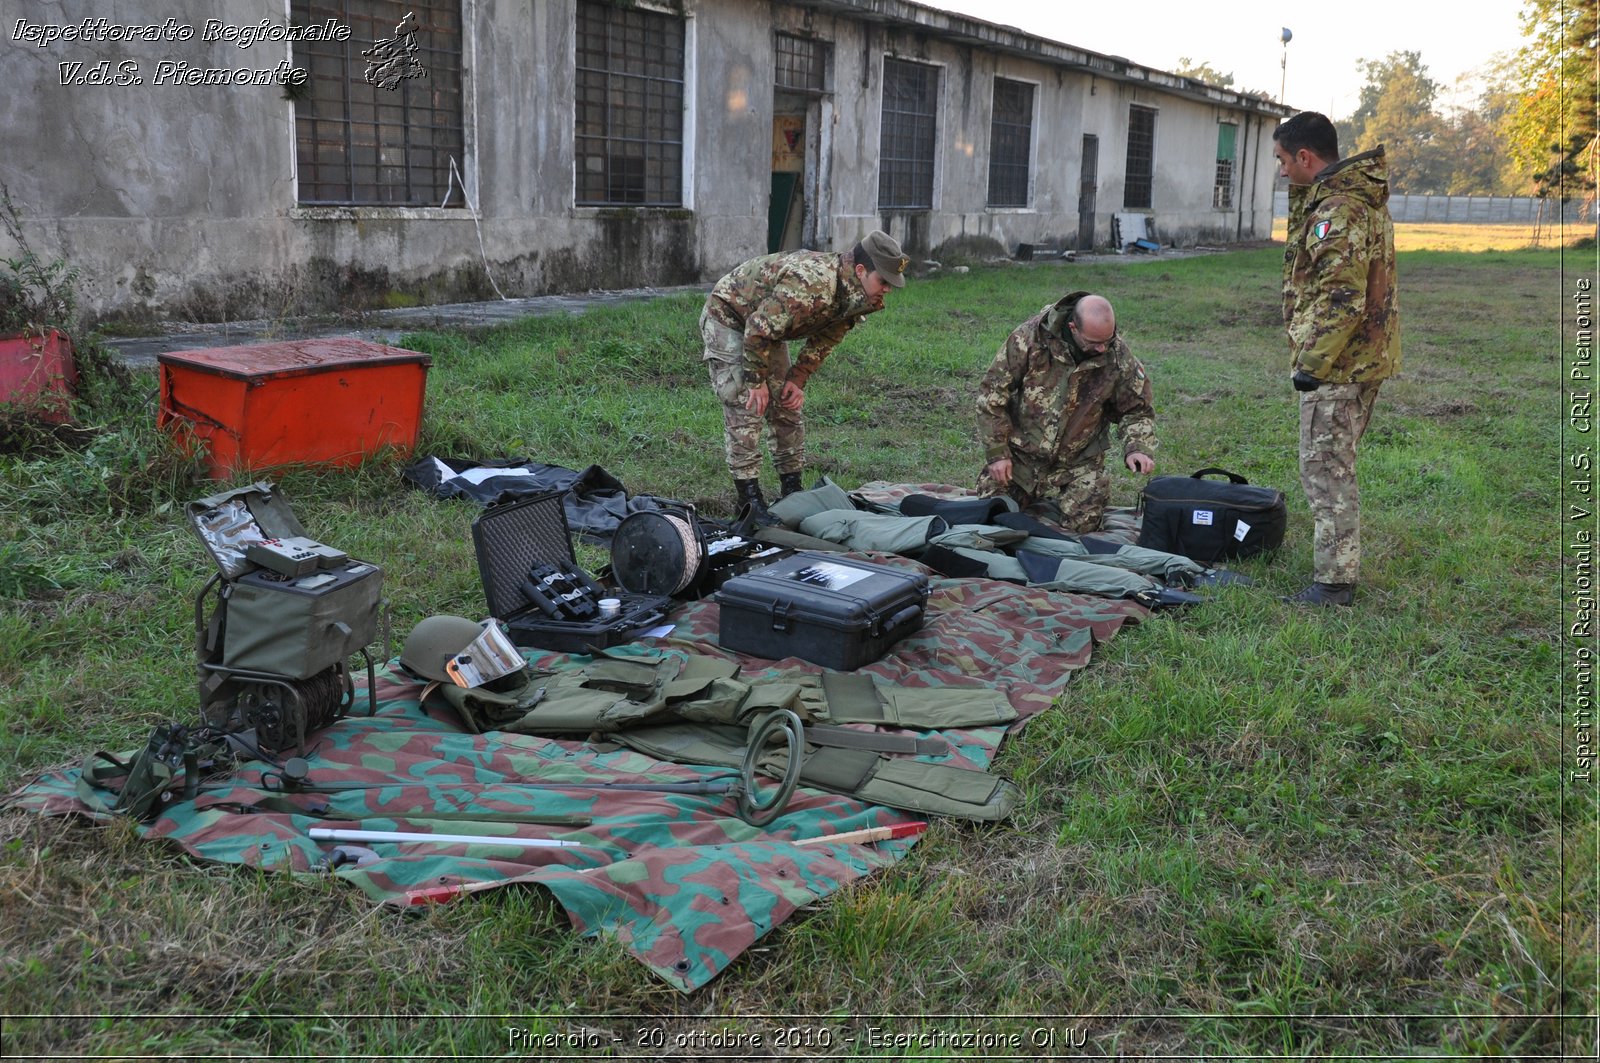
left=713, top=551, right=929, bottom=670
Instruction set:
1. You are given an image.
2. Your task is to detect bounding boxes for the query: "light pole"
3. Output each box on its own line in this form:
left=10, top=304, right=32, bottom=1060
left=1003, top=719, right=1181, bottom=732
left=1279, top=27, right=1292, bottom=104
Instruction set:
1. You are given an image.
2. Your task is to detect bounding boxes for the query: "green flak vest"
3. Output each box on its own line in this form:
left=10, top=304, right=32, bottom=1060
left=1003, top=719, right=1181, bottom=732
left=437, top=647, right=1016, bottom=738
left=430, top=648, right=1020, bottom=822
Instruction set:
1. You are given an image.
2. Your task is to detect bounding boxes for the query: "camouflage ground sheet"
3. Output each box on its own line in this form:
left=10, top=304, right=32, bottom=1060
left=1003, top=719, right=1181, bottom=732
left=9, top=547, right=1144, bottom=991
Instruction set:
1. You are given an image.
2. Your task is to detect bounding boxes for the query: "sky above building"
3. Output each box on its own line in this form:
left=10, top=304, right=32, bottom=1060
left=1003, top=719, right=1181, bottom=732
left=920, top=0, right=1526, bottom=118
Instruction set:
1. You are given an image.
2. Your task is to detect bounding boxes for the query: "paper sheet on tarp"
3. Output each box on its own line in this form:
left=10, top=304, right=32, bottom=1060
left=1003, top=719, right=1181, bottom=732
left=6, top=558, right=1144, bottom=991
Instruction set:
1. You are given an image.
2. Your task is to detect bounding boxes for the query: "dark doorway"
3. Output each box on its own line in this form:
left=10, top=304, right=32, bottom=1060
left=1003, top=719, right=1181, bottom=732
left=768, top=114, right=806, bottom=252
left=1077, top=134, right=1099, bottom=251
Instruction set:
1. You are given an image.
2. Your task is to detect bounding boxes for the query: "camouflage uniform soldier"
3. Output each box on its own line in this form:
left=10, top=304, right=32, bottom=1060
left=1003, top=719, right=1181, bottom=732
left=701, top=231, right=907, bottom=523
left=975, top=291, right=1157, bottom=533
left=1273, top=112, right=1400, bottom=607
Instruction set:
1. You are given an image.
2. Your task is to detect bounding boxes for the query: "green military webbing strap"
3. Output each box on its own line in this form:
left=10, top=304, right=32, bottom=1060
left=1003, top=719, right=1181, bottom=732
left=77, top=748, right=175, bottom=818
left=818, top=670, right=1017, bottom=729
left=73, top=722, right=229, bottom=820
left=803, top=723, right=950, bottom=757
left=760, top=745, right=1018, bottom=822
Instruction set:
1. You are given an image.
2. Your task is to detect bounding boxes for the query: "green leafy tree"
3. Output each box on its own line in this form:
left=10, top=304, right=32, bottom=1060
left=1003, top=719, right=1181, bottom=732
left=1173, top=57, right=1234, bottom=88
left=1438, top=78, right=1523, bottom=195
left=1343, top=51, right=1452, bottom=193
left=1500, top=0, right=1598, bottom=200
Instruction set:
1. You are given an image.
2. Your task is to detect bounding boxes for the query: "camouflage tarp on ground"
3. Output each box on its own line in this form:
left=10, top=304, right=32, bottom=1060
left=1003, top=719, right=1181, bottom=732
left=7, top=557, right=1144, bottom=991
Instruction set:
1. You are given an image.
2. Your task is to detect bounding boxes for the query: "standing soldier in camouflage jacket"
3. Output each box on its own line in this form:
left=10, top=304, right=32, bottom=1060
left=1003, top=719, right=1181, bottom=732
left=975, top=291, right=1157, bottom=533
left=700, top=231, right=907, bottom=523
left=1273, top=111, right=1400, bottom=607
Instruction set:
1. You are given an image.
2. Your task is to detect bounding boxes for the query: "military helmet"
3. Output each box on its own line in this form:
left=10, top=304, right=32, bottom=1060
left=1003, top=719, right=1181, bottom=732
left=399, top=614, right=484, bottom=682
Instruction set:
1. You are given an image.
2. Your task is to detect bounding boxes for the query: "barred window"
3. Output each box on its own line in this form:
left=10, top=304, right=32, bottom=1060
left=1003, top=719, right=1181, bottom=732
left=879, top=58, right=938, bottom=209
left=1124, top=104, right=1157, bottom=210
left=987, top=78, right=1034, bottom=208
left=293, top=0, right=465, bottom=206
left=574, top=2, right=685, bottom=207
left=775, top=32, right=828, bottom=93
left=1213, top=121, right=1237, bottom=209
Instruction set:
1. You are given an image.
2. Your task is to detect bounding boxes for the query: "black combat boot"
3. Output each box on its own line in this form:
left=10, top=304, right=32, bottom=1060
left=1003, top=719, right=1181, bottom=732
left=1283, top=581, right=1354, bottom=607
left=777, top=470, right=805, bottom=498
left=733, top=477, right=779, bottom=527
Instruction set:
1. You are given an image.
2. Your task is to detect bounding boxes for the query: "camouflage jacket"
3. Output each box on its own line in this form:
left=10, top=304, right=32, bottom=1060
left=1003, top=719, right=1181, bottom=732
left=705, top=250, right=879, bottom=386
left=975, top=295, right=1157, bottom=469
left=1283, top=146, right=1401, bottom=383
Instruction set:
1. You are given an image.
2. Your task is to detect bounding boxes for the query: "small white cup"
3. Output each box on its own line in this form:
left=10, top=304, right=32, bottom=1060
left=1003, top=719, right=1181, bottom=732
left=598, top=597, right=621, bottom=619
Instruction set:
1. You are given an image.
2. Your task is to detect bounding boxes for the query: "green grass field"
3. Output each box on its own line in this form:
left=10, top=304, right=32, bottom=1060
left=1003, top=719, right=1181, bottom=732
left=0, top=246, right=1591, bottom=1058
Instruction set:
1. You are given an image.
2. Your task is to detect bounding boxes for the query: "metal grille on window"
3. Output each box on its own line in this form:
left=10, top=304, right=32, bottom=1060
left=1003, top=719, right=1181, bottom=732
left=879, top=58, right=938, bottom=210
left=987, top=78, right=1033, bottom=208
left=1124, top=105, right=1157, bottom=210
left=574, top=1, right=685, bottom=207
left=293, top=0, right=464, bottom=207
left=1213, top=122, right=1237, bottom=209
left=775, top=33, right=827, bottom=92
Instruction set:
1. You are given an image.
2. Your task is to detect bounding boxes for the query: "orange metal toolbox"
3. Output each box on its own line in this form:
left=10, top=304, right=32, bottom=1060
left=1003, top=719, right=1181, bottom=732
left=0, top=328, right=78, bottom=424
left=157, top=339, right=431, bottom=479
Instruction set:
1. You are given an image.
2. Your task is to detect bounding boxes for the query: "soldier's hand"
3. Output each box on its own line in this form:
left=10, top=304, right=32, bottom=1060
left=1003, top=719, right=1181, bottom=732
left=778, top=380, right=806, bottom=411
left=745, top=382, right=770, bottom=414
left=1292, top=370, right=1321, bottom=392
left=1125, top=452, right=1154, bottom=475
left=986, top=457, right=1013, bottom=486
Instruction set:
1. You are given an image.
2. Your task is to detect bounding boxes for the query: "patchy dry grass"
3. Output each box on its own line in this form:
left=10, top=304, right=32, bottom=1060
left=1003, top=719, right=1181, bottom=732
left=1271, top=216, right=1591, bottom=252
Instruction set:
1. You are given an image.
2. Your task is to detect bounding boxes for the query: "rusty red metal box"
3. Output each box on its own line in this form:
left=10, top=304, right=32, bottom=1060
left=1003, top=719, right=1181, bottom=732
left=158, top=338, right=431, bottom=479
left=0, top=329, right=78, bottom=423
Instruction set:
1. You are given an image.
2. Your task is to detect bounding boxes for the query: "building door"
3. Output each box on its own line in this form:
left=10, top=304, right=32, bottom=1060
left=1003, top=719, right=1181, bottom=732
left=1077, top=134, right=1099, bottom=251
left=769, top=114, right=806, bottom=252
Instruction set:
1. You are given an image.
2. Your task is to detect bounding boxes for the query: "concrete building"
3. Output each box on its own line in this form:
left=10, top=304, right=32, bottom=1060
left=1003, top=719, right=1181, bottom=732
left=2, top=1, right=1290, bottom=324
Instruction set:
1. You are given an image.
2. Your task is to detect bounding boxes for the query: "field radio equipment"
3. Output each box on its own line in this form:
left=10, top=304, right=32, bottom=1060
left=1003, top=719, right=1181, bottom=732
left=188, top=482, right=383, bottom=754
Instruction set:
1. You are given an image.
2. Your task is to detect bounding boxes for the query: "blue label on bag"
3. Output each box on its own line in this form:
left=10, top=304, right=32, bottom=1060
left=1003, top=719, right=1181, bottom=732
left=1192, top=510, right=1214, bottom=526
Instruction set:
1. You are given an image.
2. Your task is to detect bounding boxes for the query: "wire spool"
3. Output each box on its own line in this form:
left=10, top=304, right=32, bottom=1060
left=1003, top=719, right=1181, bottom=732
left=235, top=665, right=347, bottom=753
left=610, top=511, right=704, bottom=595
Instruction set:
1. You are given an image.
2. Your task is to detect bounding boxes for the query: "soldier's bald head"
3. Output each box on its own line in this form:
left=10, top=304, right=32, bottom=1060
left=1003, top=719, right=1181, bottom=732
left=1072, top=295, right=1115, bottom=335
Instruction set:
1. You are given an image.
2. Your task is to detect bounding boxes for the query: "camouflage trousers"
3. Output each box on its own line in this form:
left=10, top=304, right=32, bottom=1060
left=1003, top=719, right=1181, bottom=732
left=1299, top=380, right=1381, bottom=584
left=700, top=309, right=804, bottom=480
left=975, top=454, right=1110, bottom=534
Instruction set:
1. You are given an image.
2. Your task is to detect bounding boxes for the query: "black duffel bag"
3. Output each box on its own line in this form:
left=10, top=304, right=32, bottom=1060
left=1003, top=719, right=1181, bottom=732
left=1138, top=467, right=1286, bottom=564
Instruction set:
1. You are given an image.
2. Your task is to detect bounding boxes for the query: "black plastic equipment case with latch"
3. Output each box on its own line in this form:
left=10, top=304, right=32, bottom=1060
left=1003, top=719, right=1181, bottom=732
left=713, top=551, right=930, bottom=670
left=471, top=489, right=672, bottom=654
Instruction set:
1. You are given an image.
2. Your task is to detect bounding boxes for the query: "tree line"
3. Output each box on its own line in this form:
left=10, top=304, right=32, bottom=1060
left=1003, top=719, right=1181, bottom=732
left=1179, top=0, right=1595, bottom=199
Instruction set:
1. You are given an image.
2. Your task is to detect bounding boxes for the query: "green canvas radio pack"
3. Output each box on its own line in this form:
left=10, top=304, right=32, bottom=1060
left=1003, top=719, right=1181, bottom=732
left=187, top=482, right=383, bottom=753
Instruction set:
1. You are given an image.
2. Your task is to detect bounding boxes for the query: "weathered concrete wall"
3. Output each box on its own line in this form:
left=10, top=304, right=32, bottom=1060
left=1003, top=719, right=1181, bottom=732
left=2, top=0, right=1284, bottom=324
left=2, top=0, right=710, bottom=324
left=796, top=10, right=1278, bottom=259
